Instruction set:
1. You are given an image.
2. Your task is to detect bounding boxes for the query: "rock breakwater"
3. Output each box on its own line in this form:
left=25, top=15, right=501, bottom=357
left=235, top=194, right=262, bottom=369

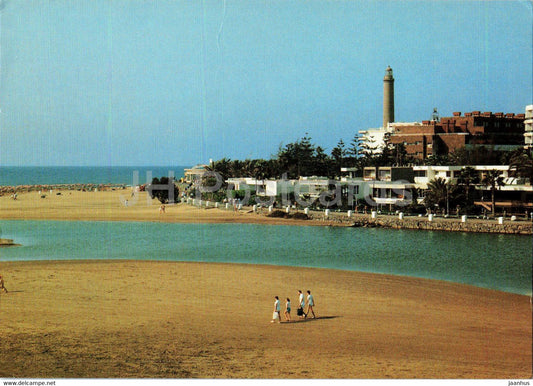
left=0, top=183, right=127, bottom=195
left=307, top=211, right=532, bottom=235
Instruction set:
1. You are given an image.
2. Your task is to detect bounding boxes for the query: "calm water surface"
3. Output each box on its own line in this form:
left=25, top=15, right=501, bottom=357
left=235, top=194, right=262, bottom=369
left=0, top=220, right=531, bottom=295
left=0, top=166, right=187, bottom=186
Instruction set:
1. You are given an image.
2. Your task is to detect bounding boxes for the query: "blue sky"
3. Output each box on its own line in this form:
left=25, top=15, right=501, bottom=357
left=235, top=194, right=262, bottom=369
left=0, top=0, right=531, bottom=166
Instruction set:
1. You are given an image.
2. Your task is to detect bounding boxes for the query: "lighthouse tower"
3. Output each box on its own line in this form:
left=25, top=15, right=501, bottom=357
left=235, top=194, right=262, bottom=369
left=383, top=66, right=394, bottom=129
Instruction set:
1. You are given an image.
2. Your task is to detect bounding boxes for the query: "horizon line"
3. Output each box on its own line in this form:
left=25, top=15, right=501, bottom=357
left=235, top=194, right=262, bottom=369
left=0, top=164, right=194, bottom=168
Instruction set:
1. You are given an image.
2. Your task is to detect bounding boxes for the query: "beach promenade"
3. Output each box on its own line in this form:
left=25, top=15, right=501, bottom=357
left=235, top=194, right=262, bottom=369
left=0, top=189, right=531, bottom=378
left=0, top=188, right=531, bottom=234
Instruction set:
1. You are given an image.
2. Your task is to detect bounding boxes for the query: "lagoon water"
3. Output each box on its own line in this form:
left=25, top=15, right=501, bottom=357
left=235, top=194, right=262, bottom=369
left=0, top=220, right=531, bottom=295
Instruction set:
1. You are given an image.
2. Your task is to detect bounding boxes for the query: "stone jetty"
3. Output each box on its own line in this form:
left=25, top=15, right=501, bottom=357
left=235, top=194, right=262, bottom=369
left=0, top=183, right=127, bottom=195
left=307, top=211, right=533, bottom=235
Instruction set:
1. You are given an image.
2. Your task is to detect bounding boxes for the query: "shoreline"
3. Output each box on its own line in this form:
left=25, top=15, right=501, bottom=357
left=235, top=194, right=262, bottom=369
left=2, top=256, right=530, bottom=297
left=0, top=188, right=531, bottom=234
left=0, top=259, right=530, bottom=378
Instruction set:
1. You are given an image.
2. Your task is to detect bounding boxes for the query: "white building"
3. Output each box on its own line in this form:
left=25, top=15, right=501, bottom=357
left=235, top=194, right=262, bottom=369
left=295, top=177, right=330, bottom=198
left=412, top=165, right=516, bottom=188
left=226, top=178, right=294, bottom=197
left=368, top=180, right=417, bottom=207
left=525, top=104, right=533, bottom=149
left=184, top=164, right=209, bottom=183
left=358, top=127, right=391, bottom=155
left=358, top=122, right=423, bottom=155
left=413, top=166, right=464, bottom=188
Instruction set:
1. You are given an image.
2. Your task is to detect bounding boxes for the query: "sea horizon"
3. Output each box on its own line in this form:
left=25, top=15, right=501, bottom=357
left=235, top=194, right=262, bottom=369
left=0, top=165, right=190, bottom=187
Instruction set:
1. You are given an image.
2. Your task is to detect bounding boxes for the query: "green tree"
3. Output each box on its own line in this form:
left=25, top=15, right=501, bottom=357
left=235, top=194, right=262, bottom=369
left=331, top=139, right=347, bottom=172
left=424, top=178, right=447, bottom=211
left=424, top=178, right=461, bottom=215
left=346, top=133, right=360, bottom=165
left=391, top=142, right=408, bottom=166
left=314, top=146, right=332, bottom=177
left=456, top=166, right=480, bottom=204
left=277, top=135, right=328, bottom=178
left=147, top=177, right=180, bottom=204
left=424, top=154, right=450, bottom=166
left=358, top=135, right=378, bottom=165
left=508, top=149, right=533, bottom=184
left=449, top=146, right=507, bottom=166
left=481, top=170, right=505, bottom=215
left=207, top=158, right=232, bottom=187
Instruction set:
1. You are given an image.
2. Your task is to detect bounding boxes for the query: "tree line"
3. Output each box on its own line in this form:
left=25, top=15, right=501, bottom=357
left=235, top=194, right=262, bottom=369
left=148, top=134, right=532, bottom=215
left=207, top=134, right=533, bottom=182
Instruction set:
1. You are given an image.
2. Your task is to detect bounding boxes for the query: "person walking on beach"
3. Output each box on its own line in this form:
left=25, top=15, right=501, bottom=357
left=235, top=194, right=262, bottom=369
left=297, top=290, right=306, bottom=318
left=271, top=296, right=281, bottom=323
left=306, top=290, right=316, bottom=319
left=284, top=298, right=291, bottom=322
left=0, top=274, right=8, bottom=293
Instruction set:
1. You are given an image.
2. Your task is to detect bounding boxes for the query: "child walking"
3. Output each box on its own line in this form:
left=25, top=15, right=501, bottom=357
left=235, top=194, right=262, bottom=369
left=284, top=298, right=291, bottom=322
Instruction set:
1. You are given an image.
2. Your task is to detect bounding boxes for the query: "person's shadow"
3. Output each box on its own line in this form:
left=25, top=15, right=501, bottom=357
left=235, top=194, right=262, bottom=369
left=283, top=315, right=340, bottom=324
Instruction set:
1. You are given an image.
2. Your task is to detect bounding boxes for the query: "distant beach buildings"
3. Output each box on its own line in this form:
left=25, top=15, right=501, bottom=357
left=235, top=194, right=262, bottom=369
left=365, top=110, right=526, bottom=160
left=184, top=164, right=210, bottom=183
left=360, top=67, right=528, bottom=160
left=222, top=164, right=532, bottom=212
left=525, top=104, right=533, bottom=150
left=186, top=67, right=532, bottom=214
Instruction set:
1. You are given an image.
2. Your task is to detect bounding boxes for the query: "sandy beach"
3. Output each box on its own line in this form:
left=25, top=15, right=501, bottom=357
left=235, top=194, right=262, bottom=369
left=1, top=189, right=532, bottom=236
left=0, top=189, right=316, bottom=226
left=0, top=189, right=531, bottom=378
left=0, top=260, right=530, bottom=378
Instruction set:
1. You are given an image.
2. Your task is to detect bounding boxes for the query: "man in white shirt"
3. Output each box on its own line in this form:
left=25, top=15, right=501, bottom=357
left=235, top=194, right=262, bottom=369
left=298, top=290, right=306, bottom=318
left=271, top=296, right=281, bottom=323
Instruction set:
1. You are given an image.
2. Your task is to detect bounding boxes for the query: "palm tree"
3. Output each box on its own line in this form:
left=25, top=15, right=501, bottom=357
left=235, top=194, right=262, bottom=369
left=508, top=150, right=533, bottom=185
left=252, top=159, right=268, bottom=195
left=207, top=158, right=232, bottom=180
left=424, top=178, right=448, bottom=213
left=481, top=170, right=505, bottom=216
left=424, top=178, right=461, bottom=215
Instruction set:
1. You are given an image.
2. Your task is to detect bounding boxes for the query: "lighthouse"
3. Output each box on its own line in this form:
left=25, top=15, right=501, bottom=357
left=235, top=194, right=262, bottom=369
left=383, top=66, right=394, bottom=129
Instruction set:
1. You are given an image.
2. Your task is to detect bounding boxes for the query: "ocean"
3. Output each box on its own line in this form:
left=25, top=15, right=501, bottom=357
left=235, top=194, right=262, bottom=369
left=0, top=166, right=188, bottom=186
left=0, top=220, right=531, bottom=295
